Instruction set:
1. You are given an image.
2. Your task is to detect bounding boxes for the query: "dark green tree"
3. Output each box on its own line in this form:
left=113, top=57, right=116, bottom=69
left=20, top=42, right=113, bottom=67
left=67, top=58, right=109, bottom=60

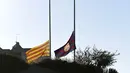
left=75, top=46, right=119, bottom=68
left=108, top=68, right=118, bottom=73
left=0, top=54, right=29, bottom=73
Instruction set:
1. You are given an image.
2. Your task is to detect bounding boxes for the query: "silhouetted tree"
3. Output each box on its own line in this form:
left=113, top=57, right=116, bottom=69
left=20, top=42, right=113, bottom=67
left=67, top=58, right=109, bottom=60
left=75, top=46, right=119, bottom=68
left=108, top=68, right=118, bottom=73
left=0, top=54, right=29, bottom=73
left=37, top=58, right=103, bottom=73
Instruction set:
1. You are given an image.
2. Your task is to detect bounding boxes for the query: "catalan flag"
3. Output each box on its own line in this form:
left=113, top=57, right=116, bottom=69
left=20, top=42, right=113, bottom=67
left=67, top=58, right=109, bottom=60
left=26, top=40, right=50, bottom=63
left=54, top=31, right=76, bottom=58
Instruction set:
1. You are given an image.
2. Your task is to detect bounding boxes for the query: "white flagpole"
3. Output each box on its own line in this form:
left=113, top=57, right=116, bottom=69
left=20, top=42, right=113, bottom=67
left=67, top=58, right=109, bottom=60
left=49, top=0, right=52, bottom=58
left=16, top=34, right=20, bottom=42
left=74, top=0, right=76, bottom=62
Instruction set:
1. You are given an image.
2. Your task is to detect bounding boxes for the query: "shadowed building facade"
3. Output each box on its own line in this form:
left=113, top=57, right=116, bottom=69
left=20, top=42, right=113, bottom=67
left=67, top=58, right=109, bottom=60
left=0, top=42, right=50, bottom=62
left=0, top=42, right=30, bottom=61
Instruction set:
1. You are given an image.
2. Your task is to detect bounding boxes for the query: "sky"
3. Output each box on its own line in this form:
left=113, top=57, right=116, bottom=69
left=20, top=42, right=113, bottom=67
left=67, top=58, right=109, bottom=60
left=0, top=0, right=130, bottom=73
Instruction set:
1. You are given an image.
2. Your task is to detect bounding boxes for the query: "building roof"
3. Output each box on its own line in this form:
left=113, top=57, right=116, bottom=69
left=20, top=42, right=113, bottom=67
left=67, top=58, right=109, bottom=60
left=0, top=47, right=2, bottom=51
left=12, top=42, right=24, bottom=53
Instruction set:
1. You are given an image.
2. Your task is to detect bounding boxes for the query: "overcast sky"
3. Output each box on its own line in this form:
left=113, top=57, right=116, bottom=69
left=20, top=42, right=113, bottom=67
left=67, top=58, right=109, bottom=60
left=0, top=0, right=130, bottom=73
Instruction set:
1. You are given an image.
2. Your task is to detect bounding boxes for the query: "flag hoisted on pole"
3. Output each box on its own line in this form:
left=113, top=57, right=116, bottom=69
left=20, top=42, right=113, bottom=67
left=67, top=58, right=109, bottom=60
left=73, top=0, right=76, bottom=62
left=26, top=40, right=50, bottom=64
left=25, top=0, right=52, bottom=63
left=54, top=0, right=76, bottom=59
left=49, top=0, right=51, bottom=59
left=54, top=31, right=76, bottom=58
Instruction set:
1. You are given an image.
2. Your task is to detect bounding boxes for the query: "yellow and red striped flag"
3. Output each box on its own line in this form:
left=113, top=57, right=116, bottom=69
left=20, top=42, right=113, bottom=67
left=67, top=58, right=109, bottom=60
left=26, top=40, right=50, bottom=63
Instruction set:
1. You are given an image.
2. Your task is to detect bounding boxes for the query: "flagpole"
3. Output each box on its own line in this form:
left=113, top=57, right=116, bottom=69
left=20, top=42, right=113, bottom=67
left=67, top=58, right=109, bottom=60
left=16, top=34, right=20, bottom=42
left=49, top=0, right=51, bottom=59
left=74, top=0, right=76, bottom=62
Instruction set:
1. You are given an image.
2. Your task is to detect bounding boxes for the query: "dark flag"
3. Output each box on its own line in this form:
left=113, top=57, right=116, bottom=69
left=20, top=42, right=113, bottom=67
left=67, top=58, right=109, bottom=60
left=54, top=31, right=76, bottom=58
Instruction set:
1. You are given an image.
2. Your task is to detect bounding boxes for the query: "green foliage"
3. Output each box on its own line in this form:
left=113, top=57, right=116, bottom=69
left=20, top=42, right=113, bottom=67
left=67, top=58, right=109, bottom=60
left=108, top=68, right=118, bottom=73
left=0, top=54, right=29, bottom=73
left=75, top=46, right=119, bottom=68
left=37, top=59, right=103, bottom=73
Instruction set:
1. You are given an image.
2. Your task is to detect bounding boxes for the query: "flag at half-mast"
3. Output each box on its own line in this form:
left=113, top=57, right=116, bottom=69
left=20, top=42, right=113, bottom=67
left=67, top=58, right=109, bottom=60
left=54, top=31, right=76, bottom=58
left=26, top=40, right=49, bottom=63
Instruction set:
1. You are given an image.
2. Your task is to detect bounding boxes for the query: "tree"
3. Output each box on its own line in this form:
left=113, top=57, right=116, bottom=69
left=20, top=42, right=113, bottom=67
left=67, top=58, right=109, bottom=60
left=37, top=58, right=103, bottom=73
left=108, top=68, right=118, bottom=73
left=75, top=46, right=119, bottom=68
left=103, top=68, right=119, bottom=73
left=0, top=54, right=29, bottom=73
